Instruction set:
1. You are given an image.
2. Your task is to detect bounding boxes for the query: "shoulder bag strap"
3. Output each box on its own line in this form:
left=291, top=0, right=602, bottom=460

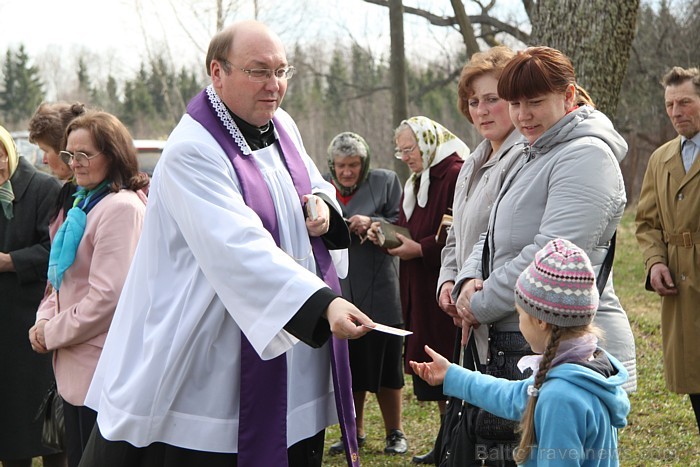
left=481, top=230, right=491, bottom=281
left=596, top=231, right=616, bottom=296
left=483, top=230, right=616, bottom=295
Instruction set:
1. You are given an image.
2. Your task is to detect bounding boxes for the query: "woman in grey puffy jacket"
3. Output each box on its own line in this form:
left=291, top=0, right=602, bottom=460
left=453, top=47, right=637, bottom=395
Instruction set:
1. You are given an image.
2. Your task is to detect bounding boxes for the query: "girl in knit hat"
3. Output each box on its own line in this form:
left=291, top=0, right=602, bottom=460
left=410, top=238, right=630, bottom=466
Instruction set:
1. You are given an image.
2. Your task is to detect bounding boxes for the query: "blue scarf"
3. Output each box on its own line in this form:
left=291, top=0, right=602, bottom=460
left=48, top=180, right=111, bottom=290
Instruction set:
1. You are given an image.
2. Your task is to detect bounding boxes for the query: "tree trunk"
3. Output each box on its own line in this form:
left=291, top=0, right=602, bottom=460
left=389, top=0, right=410, bottom=180
left=450, top=0, right=481, bottom=57
left=529, top=0, right=639, bottom=117
left=217, top=0, right=224, bottom=32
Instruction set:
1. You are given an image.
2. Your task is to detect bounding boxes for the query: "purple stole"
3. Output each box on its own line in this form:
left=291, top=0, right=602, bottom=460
left=187, top=88, right=360, bottom=467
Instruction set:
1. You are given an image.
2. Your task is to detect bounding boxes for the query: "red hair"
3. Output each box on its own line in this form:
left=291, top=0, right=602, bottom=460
left=497, top=46, right=594, bottom=107
left=457, top=46, right=515, bottom=123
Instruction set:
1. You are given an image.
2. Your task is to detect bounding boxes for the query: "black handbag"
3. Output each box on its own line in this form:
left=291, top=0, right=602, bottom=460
left=438, top=331, right=528, bottom=467
left=35, top=382, right=65, bottom=450
left=438, top=330, right=482, bottom=467
left=473, top=330, right=533, bottom=442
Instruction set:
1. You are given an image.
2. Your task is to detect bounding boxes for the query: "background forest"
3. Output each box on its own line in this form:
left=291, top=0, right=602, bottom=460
left=0, top=0, right=698, bottom=204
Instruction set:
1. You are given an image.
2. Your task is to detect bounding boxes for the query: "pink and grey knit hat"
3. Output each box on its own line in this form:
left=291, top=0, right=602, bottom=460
left=514, top=238, right=599, bottom=327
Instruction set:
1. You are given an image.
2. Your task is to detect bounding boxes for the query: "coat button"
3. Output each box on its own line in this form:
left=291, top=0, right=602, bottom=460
left=680, top=274, right=686, bottom=281
left=677, top=193, right=684, bottom=201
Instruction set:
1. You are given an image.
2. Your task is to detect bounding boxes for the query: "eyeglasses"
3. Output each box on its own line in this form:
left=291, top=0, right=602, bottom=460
left=224, top=61, right=296, bottom=82
left=59, top=150, right=103, bottom=167
left=394, top=145, right=417, bottom=159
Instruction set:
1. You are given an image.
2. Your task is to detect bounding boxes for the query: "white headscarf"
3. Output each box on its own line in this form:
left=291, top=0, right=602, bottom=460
left=0, top=125, right=19, bottom=220
left=400, top=116, right=469, bottom=220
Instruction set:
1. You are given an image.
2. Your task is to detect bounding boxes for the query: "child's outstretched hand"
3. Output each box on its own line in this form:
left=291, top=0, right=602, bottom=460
left=409, top=345, right=451, bottom=386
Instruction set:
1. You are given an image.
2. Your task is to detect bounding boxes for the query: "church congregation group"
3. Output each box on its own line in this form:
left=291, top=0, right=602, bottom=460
left=1, top=18, right=699, bottom=467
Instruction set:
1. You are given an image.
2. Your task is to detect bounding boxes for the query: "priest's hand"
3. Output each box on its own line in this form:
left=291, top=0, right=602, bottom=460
left=325, top=298, right=374, bottom=340
left=409, top=345, right=451, bottom=386
left=303, top=194, right=330, bottom=237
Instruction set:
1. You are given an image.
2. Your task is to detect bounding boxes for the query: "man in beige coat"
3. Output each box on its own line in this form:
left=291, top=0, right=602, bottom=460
left=636, top=66, right=700, bottom=432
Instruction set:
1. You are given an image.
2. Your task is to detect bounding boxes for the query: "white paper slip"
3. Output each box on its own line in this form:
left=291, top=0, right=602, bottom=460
left=306, top=195, right=318, bottom=220
left=363, top=323, right=413, bottom=336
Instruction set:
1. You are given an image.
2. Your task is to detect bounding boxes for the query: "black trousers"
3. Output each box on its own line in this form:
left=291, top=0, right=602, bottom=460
left=78, top=424, right=325, bottom=467
left=62, top=399, right=97, bottom=467
left=690, top=393, right=700, bottom=433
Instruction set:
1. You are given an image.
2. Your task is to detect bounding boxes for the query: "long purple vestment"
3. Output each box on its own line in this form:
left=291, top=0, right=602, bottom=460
left=187, top=87, right=360, bottom=467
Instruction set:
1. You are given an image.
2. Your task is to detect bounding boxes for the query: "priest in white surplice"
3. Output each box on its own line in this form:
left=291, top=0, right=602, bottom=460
left=79, top=20, right=373, bottom=467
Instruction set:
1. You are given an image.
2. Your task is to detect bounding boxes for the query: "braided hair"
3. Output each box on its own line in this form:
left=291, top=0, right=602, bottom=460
left=513, top=325, right=563, bottom=464
left=513, top=323, right=599, bottom=464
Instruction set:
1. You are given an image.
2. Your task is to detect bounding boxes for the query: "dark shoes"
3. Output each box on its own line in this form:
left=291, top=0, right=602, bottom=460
left=328, top=434, right=366, bottom=455
left=384, top=429, right=408, bottom=454
left=328, top=430, right=408, bottom=456
left=412, top=448, right=435, bottom=464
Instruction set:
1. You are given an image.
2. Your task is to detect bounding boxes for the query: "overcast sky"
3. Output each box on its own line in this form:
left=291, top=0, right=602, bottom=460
left=0, top=0, right=526, bottom=100
left=1, top=1, right=527, bottom=64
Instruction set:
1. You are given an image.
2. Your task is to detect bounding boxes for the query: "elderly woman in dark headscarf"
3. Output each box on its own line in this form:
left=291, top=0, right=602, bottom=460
left=325, top=132, right=408, bottom=456
left=0, top=125, right=64, bottom=467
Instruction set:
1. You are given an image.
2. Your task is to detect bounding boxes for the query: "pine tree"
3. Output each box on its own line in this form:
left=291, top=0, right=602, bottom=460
left=0, top=45, right=44, bottom=126
left=176, top=67, right=201, bottom=105
left=77, top=57, right=91, bottom=101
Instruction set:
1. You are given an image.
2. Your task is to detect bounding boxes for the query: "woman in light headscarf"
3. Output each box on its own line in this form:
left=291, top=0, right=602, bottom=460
left=368, top=116, right=468, bottom=463
left=0, top=125, right=65, bottom=467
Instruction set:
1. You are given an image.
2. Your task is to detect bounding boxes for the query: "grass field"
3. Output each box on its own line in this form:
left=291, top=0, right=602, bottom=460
left=32, top=212, right=699, bottom=466
left=322, top=211, right=700, bottom=466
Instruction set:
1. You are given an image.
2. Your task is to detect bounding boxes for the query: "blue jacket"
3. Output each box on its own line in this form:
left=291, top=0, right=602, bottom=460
left=443, top=349, right=630, bottom=466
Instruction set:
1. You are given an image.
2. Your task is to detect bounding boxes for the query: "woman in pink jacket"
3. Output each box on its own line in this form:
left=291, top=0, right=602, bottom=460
left=29, top=112, right=149, bottom=467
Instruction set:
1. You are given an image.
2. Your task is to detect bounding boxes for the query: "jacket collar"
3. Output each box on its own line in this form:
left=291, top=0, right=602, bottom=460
left=9, top=157, right=35, bottom=202
left=663, top=135, right=700, bottom=188
left=427, top=153, right=459, bottom=180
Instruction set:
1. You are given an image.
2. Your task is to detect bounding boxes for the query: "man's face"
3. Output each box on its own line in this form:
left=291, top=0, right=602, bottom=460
left=212, top=30, right=288, bottom=127
left=664, top=80, right=700, bottom=139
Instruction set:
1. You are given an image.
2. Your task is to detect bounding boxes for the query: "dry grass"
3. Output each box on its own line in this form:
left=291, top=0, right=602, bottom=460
left=33, top=213, right=699, bottom=467
left=324, top=211, right=700, bottom=466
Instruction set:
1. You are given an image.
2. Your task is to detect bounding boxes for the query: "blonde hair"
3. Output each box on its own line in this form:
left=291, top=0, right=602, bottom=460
left=513, top=323, right=599, bottom=464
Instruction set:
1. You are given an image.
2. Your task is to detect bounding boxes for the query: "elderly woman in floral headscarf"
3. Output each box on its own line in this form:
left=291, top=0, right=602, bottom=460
left=0, top=125, right=65, bottom=467
left=367, top=116, right=468, bottom=463
left=325, top=132, right=408, bottom=456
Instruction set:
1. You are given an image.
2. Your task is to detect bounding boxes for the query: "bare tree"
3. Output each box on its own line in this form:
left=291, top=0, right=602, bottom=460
left=389, top=0, right=410, bottom=179
left=363, top=0, right=639, bottom=121
left=364, top=0, right=531, bottom=45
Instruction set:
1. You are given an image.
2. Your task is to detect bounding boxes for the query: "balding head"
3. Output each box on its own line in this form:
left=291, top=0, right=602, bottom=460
left=206, top=20, right=284, bottom=76
left=207, top=20, right=289, bottom=127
